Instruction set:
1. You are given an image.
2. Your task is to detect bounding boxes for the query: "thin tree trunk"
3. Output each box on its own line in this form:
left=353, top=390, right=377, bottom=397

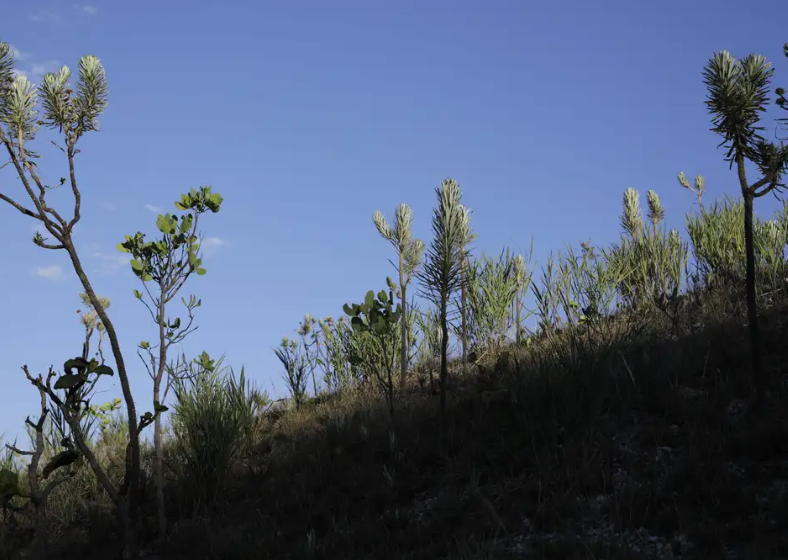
left=155, top=300, right=167, bottom=541
left=34, top=500, right=48, bottom=560
left=743, top=192, right=765, bottom=403
left=63, top=238, right=140, bottom=559
left=439, top=291, right=449, bottom=446
left=461, top=255, right=467, bottom=374
left=399, top=254, right=408, bottom=390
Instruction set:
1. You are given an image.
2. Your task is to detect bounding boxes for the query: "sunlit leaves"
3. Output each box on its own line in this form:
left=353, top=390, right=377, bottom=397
left=39, top=66, right=73, bottom=132
left=74, top=54, right=108, bottom=134
left=418, top=178, right=473, bottom=307
left=703, top=50, right=773, bottom=165
left=1, top=75, right=39, bottom=140
left=0, top=41, right=14, bottom=97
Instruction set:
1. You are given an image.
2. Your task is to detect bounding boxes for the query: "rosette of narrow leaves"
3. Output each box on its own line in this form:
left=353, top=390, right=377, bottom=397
left=621, top=188, right=644, bottom=239
left=0, top=41, right=13, bottom=97
left=373, top=203, right=425, bottom=388
left=678, top=172, right=706, bottom=208
left=703, top=51, right=781, bottom=164
left=647, top=190, right=665, bottom=233
left=0, top=74, right=39, bottom=140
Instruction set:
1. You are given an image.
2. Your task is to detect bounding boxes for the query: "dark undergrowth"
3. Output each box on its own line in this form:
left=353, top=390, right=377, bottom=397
left=4, top=283, right=787, bottom=560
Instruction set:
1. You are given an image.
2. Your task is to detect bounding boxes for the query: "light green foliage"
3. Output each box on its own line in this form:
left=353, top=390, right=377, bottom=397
left=118, top=185, right=223, bottom=537
left=511, top=251, right=534, bottom=344
left=415, top=307, right=443, bottom=369
left=372, top=206, right=425, bottom=279
left=318, top=316, right=355, bottom=393
left=607, top=188, right=689, bottom=311
left=296, top=314, right=321, bottom=397
left=170, top=352, right=266, bottom=512
left=460, top=249, right=519, bottom=354
left=534, top=242, right=625, bottom=338
left=531, top=252, right=561, bottom=335
left=275, top=337, right=310, bottom=407
left=419, top=179, right=474, bottom=309
left=683, top=192, right=788, bottom=292
left=1, top=43, right=107, bottom=144
left=117, top=186, right=223, bottom=282
left=557, top=243, right=621, bottom=327
left=373, top=204, right=426, bottom=386
left=343, top=289, right=402, bottom=419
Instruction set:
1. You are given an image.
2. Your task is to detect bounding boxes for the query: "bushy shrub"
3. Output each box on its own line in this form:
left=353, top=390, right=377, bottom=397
left=169, top=353, right=267, bottom=512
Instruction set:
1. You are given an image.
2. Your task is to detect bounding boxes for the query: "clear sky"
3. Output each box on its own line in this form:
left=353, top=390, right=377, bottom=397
left=1, top=0, right=787, bottom=442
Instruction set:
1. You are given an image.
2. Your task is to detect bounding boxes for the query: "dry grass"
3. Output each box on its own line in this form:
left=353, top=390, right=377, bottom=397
left=3, top=281, right=788, bottom=560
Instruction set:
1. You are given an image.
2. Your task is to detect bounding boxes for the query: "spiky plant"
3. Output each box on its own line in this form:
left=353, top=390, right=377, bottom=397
left=511, top=249, right=534, bottom=345
left=296, top=315, right=320, bottom=396
left=417, top=178, right=473, bottom=441
left=170, top=352, right=264, bottom=513
left=0, top=40, right=144, bottom=556
left=608, top=188, right=687, bottom=313
left=373, top=204, right=425, bottom=389
left=678, top=172, right=706, bottom=211
left=700, top=48, right=788, bottom=403
left=274, top=338, right=309, bottom=408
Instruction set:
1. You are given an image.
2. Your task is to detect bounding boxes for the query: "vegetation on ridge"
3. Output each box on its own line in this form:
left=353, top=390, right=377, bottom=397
left=1, top=34, right=788, bottom=560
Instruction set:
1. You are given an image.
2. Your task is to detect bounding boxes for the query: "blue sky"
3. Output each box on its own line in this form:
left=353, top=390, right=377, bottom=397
left=1, top=0, right=787, bottom=442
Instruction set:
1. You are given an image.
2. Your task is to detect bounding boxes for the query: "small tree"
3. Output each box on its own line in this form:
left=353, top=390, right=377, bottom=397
left=373, top=204, right=425, bottom=389
left=117, top=185, right=223, bottom=539
left=295, top=314, right=321, bottom=397
left=1, top=379, right=81, bottom=560
left=417, top=178, right=473, bottom=441
left=274, top=337, right=309, bottom=409
left=701, top=48, right=788, bottom=403
left=343, top=289, right=402, bottom=421
left=0, top=41, right=144, bottom=557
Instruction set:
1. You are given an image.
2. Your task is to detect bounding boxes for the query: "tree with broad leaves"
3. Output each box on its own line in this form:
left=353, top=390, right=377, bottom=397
left=117, top=185, right=223, bottom=540
left=700, top=46, right=788, bottom=405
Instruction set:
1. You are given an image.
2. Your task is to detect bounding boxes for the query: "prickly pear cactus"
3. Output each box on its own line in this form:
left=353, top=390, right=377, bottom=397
left=343, top=289, right=401, bottom=336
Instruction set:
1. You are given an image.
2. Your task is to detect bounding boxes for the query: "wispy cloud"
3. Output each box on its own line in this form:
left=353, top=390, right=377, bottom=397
left=201, top=236, right=230, bottom=256
left=9, top=45, right=60, bottom=84
left=30, top=10, right=61, bottom=23
left=33, top=264, right=64, bottom=280
left=99, top=201, right=118, bottom=211
left=92, top=251, right=132, bottom=276
left=144, top=203, right=163, bottom=214
left=74, top=4, right=98, bottom=15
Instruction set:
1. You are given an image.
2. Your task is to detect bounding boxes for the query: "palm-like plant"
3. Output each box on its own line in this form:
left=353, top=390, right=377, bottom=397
left=417, top=178, right=473, bottom=440
left=701, top=48, right=788, bottom=403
